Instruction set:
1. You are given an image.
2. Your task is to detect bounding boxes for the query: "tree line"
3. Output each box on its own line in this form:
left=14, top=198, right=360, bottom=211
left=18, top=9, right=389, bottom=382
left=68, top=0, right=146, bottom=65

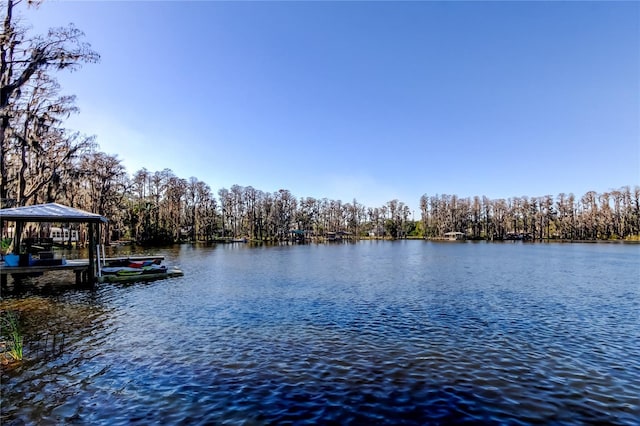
left=2, top=0, right=638, bottom=245
left=419, top=189, right=640, bottom=241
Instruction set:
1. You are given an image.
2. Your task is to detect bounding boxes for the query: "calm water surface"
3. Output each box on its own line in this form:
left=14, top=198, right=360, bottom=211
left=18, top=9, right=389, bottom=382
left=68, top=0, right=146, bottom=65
left=1, top=241, right=639, bottom=425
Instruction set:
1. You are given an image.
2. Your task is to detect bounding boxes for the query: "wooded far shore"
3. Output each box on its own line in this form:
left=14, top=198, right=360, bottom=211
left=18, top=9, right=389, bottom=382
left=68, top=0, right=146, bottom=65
left=2, top=180, right=639, bottom=246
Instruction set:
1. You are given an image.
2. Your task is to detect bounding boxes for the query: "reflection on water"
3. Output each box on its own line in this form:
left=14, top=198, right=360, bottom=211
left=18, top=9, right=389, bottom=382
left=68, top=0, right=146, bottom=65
left=2, top=241, right=639, bottom=425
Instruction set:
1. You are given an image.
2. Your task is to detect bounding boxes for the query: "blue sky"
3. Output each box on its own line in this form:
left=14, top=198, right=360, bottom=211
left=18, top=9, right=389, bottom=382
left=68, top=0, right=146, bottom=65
left=24, top=0, right=639, bottom=210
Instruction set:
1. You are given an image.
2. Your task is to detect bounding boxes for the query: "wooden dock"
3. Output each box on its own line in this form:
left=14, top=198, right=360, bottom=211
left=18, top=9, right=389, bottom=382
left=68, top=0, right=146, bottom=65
left=1, top=260, right=92, bottom=287
left=1, top=256, right=166, bottom=288
left=102, top=256, right=165, bottom=263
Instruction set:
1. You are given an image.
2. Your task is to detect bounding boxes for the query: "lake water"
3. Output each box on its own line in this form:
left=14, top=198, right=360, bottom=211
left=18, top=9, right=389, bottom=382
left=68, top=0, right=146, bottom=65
left=1, top=241, right=639, bottom=425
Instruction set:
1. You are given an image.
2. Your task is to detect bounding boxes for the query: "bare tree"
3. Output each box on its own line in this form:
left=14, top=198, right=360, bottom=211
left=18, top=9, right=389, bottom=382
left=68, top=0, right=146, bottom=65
left=78, top=152, right=127, bottom=243
left=1, top=0, right=99, bottom=205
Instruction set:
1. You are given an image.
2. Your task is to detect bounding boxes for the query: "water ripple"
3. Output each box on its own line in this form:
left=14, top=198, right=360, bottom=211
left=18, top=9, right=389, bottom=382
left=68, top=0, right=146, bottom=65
left=2, top=242, right=639, bottom=425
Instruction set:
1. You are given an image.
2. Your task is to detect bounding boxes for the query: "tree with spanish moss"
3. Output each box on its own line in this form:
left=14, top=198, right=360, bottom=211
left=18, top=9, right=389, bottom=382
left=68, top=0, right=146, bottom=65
left=1, top=0, right=99, bottom=206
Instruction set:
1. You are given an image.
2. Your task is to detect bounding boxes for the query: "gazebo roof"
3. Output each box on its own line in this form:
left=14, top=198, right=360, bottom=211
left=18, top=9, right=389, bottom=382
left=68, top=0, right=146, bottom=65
left=0, top=203, right=108, bottom=223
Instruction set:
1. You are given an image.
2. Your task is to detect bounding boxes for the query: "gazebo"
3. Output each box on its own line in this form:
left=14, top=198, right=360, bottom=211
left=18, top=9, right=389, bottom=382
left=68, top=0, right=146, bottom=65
left=0, top=203, right=108, bottom=287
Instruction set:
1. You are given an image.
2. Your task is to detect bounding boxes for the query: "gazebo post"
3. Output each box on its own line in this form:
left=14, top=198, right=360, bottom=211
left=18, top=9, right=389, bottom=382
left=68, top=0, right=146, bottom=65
left=88, top=222, right=96, bottom=288
left=13, top=221, right=23, bottom=254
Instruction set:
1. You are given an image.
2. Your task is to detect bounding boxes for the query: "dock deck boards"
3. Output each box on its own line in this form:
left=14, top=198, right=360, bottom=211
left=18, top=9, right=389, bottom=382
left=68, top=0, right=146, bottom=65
left=1, top=256, right=169, bottom=288
left=1, top=260, right=91, bottom=286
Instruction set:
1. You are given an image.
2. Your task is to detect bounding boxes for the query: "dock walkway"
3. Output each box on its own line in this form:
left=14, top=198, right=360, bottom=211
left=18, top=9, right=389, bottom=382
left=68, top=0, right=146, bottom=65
left=1, top=260, right=91, bottom=286
left=1, top=256, right=165, bottom=288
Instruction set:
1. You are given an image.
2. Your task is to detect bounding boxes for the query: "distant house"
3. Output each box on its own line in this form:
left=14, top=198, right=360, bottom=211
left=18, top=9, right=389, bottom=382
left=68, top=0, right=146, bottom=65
left=325, top=231, right=352, bottom=242
left=326, top=232, right=339, bottom=241
left=443, top=231, right=465, bottom=241
left=50, top=226, right=79, bottom=244
left=290, top=229, right=307, bottom=242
